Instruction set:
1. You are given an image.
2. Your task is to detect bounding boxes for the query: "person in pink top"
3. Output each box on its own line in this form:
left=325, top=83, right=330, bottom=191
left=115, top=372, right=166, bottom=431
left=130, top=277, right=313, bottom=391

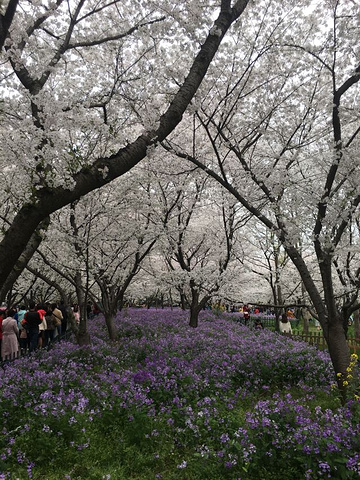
left=1, top=308, right=19, bottom=361
left=72, top=304, right=80, bottom=324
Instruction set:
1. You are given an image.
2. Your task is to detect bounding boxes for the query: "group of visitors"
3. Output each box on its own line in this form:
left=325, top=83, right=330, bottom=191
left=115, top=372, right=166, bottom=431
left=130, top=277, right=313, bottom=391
left=227, top=304, right=276, bottom=315
left=0, top=300, right=68, bottom=361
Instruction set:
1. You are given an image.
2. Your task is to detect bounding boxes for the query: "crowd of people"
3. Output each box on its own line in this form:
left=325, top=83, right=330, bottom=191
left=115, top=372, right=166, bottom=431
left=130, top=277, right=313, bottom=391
left=0, top=301, right=73, bottom=361
left=0, top=299, right=314, bottom=361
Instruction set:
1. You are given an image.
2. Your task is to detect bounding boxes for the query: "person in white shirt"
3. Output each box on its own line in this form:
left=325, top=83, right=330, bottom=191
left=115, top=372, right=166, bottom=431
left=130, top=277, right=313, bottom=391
left=279, top=312, right=292, bottom=334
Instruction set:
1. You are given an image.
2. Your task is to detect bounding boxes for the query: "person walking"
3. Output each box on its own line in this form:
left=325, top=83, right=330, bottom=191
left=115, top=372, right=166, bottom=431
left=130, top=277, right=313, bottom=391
left=22, top=302, right=42, bottom=352
left=1, top=308, right=19, bottom=361
left=243, top=304, right=250, bottom=325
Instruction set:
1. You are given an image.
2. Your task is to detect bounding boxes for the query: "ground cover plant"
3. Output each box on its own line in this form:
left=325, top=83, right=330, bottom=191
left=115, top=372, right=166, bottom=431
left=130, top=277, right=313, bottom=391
left=1, top=308, right=359, bottom=479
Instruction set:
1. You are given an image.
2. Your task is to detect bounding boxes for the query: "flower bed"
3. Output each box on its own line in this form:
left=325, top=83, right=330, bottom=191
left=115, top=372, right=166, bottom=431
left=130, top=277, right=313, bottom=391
left=0, top=308, right=359, bottom=479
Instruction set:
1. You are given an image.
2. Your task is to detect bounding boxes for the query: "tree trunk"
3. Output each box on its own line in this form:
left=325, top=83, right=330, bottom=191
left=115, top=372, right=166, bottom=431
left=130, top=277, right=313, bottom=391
left=189, top=285, right=200, bottom=328
left=77, top=326, right=91, bottom=346
left=118, top=293, right=124, bottom=312
left=180, top=292, right=187, bottom=310
left=169, top=289, right=174, bottom=310
left=99, top=283, right=118, bottom=341
left=317, top=258, right=351, bottom=386
left=273, top=247, right=283, bottom=332
left=353, top=310, right=360, bottom=339
left=285, top=246, right=349, bottom=360
left=75, top=273, right=91, bottom=345
left=324, top=318, right=351, bottom=404
left=303, top=311, right=309, bottom=334
left=104, top=312, right=117, bottom=341
left=189, top=306, right=200, bottom=328
left=75, top=303, right=91, bottom=346
left=188, top=287, right=211, bottom=328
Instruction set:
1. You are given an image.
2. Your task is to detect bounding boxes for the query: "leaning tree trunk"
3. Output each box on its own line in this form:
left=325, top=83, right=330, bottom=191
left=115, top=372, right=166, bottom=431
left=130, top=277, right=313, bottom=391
left=0, top=217, right=50, bottom=303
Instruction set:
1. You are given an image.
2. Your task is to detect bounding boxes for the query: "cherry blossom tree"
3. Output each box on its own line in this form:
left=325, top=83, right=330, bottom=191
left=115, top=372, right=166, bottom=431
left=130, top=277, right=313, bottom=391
left=27, top=177, right=159, bottom=343
left=148, top=165, right=246, bottom=327
left=240, top=222, right=301, bottom=319
left=0, top=0, right=250, bottom=293
left=163, top=0, right=360, bottom=397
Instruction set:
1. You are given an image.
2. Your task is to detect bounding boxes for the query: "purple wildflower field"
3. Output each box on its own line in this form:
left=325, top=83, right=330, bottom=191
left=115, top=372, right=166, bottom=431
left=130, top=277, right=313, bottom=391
left=0, top=308, right=359, bottom=479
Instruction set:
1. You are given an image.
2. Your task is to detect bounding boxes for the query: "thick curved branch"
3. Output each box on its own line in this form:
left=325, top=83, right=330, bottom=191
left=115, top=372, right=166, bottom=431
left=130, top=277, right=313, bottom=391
left=26, top=264, right=67, bottom=302
left=0, top=216, right=50, bottom=302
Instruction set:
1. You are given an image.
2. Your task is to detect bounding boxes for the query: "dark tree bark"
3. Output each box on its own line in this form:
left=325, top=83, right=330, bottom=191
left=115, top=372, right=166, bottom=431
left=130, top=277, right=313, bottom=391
left=189, top=286, right=211, bottom=328
left=0, top=0, right=19, bottom=49
left=0, top=217, right=50, bottom=303
left=25, top=265, right=68, bottom=306
left=104, top=311, right=118, bottom=342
